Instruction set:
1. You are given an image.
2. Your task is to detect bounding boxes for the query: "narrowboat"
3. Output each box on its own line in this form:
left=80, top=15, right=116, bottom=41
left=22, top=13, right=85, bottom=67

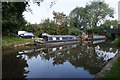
left=81, top=35, right=106, bottom=44
left=34, top=33, right=80, bottom=46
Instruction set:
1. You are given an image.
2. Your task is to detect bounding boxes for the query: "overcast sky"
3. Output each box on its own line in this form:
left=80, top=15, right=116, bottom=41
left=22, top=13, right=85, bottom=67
left=23, top=0, right=120, bottom=24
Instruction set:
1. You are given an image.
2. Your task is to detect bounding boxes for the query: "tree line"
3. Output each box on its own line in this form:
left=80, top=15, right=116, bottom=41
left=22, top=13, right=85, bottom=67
left=2, top=1, right=117, bottom=37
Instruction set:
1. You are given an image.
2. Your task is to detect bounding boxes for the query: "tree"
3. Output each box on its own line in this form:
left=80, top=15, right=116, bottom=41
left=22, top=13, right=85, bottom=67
left=53, top=11, right=67, bottom=25
left=98, top=20, right=118, bottom=36
left=69, top=1, right=114, bottom=33
left=100, top=20, right=118, bottom=29
left=53, top=11, right=68, bottom=34
left=2, top=2, right=27, bottom=36
left=85, top=1, right=114, bottom=29
left=2, top=0, right=56, bottom=37
left=23, top=23, right=43, bottom=36
left=69, top=7, right=87, bottom=29
left=41, top=18, right=58, bottom=35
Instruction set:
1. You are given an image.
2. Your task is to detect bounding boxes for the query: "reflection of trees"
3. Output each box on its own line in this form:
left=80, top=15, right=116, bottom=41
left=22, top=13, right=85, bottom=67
left=3, top=52, right=29, bottom=79
left=16, top=43, right=108, bottom=76
left=68, top=45, right=106, bottom=74
left=53, top=52, right=66, bottom=65
left=39, top=44, right=107, bottom=75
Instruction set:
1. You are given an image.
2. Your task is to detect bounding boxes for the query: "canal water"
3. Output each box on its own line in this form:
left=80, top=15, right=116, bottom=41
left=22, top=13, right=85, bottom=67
left=2, top=41, right=119, bottom=78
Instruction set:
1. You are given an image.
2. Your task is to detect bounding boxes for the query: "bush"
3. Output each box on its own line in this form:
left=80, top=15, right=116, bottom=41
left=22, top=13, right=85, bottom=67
left=68, top=27, right=82, bottom=35
left=112, top=37, right=120, bottom=47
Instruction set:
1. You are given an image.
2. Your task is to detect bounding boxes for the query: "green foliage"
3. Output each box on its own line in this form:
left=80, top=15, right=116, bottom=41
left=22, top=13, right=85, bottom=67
left=68, top=27, right=82, bottom=35
left=53, top=11, right=69, bottom=34
left=22, top=18, right=81, bottom=36
left=69, top=1, right=114, bottom=31
left=21, top=23, right=43, bottom=37
left=2, top=1, right=115, bottom=38
left=69, top=7, right=87, bottom=29
left=41, top=19, right=58, bottom=35
left=96, top=20, right=118, bottom=37
left=118, top=24, right=120, bottom=28
left=2, top=2, right=27, bottom=36
left=112, top=37, right=120, bottom=47
left=53, top=11, right=67, bottom=25
left=85, top=1, right=114, bottom=28
left=100, top=20, right=118, bottom=29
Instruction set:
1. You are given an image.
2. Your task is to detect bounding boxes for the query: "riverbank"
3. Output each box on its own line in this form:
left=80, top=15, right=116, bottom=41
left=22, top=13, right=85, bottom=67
left=2, top=36, right=35, bottom=48
left=104, top=57, right=120, bottom=78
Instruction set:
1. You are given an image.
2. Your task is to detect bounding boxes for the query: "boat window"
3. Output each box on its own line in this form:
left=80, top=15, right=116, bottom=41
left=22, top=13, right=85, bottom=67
left=56, top=37, right=60, bottom=40
left=49, top=37, right=53, bottom=41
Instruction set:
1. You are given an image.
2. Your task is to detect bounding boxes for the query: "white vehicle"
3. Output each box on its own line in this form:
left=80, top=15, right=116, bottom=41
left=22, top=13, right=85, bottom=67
left=18, top=31, right=26, bottom=36
left=18, top=31, right=35, bottom=38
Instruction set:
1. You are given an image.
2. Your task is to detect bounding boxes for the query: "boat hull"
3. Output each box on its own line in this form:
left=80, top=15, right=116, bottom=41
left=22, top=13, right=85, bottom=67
left=34, top=40, right=80, bottom=46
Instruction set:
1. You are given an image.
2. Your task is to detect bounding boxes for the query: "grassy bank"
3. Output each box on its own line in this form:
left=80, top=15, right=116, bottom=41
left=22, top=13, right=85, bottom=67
left=2, top=36, right=34, bottom=47
left=104, top=57, right=120, bottom=78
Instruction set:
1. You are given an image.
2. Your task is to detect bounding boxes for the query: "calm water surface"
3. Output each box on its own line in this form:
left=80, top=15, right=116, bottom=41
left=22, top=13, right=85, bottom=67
left=2, top=42, right=119, bottom=78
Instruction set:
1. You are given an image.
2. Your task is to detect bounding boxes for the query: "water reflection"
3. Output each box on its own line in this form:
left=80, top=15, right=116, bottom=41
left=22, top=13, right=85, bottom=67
left=2, top=43, right=118, bottom=78
left=3, top=52, right=29, bottom=78
left=95, top=45, right=118, bottom=61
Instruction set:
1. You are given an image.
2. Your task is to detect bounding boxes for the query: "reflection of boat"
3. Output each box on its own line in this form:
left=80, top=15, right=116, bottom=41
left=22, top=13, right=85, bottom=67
left=19, top=49, right=35, bottom=54
left=18, top=43, right=80, bottom=55
left=34, top=33, right=80, bottom=46
left=93, top=39, right=106, bottom=44
left=18, top=48, right=45, bottom=54
left=95, top=46, right=118, bottom=61
left=17, top=43, right=80, bottom=61
left=47, top=43, right=80, bottom=54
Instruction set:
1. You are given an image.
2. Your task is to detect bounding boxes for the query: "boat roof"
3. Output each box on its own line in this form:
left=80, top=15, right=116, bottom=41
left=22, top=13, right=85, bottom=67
left=48, top=35, right=77, bottom=37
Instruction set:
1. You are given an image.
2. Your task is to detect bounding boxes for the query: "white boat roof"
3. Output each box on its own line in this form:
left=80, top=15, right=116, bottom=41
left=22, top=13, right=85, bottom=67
left=48, top=35, right=77, bottom=37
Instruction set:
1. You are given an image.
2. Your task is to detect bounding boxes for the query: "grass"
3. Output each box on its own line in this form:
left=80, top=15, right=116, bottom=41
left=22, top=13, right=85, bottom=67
left=104, top=57, right=120, bottom=78
left=2, top=36, right=35, bottom=47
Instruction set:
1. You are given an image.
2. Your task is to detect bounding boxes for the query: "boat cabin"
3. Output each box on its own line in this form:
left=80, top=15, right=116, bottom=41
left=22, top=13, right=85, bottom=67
left=41, top=33, right=80, bottom=42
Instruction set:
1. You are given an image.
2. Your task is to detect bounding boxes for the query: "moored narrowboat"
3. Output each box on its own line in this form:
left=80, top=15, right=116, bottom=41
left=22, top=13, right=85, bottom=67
left=81, top=35, right=107, bottom=45
left=34, top=33, right=81, bottom=46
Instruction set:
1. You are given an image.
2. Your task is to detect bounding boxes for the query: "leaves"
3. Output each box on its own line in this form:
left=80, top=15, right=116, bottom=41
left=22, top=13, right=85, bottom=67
left=69, top=1, right=114, bottom=33
left=2, top=2, right=27, bottom=36
left=2, top=1, right=115, bottom=37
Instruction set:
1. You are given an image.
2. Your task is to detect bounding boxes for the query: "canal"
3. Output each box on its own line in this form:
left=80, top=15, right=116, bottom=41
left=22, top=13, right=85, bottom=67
left=2, top=41, right=119, bottom=78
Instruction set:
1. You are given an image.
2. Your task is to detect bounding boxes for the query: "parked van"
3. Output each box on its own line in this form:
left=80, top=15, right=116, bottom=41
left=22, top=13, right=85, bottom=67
left=18, top=31, right=26, bottom=36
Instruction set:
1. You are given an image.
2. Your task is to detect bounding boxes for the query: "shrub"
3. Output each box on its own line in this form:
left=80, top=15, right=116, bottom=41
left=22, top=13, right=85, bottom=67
left=112, top=37, right=120, bottom=47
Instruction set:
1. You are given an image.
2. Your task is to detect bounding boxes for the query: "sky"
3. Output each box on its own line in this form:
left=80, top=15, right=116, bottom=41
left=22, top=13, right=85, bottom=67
left=23, top=0, right=120, bottom=24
